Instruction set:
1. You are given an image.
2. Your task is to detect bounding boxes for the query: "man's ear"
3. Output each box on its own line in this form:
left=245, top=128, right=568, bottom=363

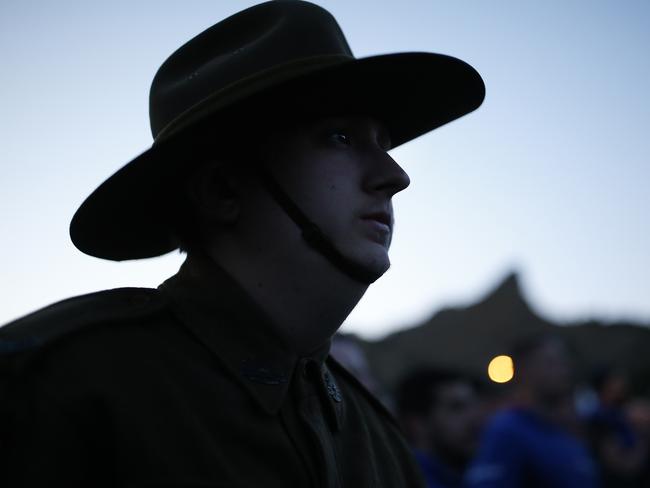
left=186, top=161, right=241, bottom=225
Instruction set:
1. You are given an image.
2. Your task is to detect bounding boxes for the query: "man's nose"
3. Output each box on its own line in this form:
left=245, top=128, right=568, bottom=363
left=364, top=151, right=411, bottom=197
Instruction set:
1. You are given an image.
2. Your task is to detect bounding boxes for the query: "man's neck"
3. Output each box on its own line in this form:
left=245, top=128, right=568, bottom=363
left=205, top=243, right=367, bottom=355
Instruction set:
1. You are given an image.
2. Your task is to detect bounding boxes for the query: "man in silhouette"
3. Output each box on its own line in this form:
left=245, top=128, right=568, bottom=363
left=0, top=1, right=484, bottom=486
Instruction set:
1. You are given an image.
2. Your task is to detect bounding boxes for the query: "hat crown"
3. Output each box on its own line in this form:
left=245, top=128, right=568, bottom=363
left=149, top=1, right=353, bottom=138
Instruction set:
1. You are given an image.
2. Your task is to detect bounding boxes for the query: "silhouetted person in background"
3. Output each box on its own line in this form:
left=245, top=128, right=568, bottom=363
left=396, top=368, right=483, bottom=488
left=464, top=335, right=600, bottom=487
left=0, top=1, right=484, bottom=486
left=586, top=367, right=647, bottom=487
left=330, top=333, right=384, bottom=400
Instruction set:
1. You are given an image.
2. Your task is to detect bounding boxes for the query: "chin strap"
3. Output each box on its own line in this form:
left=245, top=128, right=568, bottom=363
left=258, top=167, right=379, bottom=284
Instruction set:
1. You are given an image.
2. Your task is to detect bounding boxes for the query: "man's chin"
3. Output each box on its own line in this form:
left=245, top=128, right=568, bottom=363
left=356, top=250, right=391, bottom=283
left=335, top=240, right=391, bottom=283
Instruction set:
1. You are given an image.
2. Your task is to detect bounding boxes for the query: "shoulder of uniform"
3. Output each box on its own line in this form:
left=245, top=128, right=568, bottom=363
left=0, top=288, right=167, bottom=356
left=326, top=356, right=400, bottom=429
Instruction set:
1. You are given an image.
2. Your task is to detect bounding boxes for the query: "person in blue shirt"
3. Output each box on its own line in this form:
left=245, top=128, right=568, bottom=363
left=464, top=335, right=601, bottom=488
left=396, top=368, right=483, bottom=488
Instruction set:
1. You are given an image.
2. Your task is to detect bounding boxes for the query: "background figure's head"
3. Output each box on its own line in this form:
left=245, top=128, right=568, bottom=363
left=591, top=366, right=630, bottom=408
left=395, top=368, right=483, bottom=469
left=330, top=334, right=383, bottom=397
left=511, top=334, right=575, bottom=404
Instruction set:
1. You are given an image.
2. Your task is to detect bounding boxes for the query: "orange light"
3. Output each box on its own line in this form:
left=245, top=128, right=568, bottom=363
left=488, top=355, right=514, bottom=383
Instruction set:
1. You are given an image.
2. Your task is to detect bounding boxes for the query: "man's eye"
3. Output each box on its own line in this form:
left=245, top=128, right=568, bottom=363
left=329, top=132, right=351, bottom=146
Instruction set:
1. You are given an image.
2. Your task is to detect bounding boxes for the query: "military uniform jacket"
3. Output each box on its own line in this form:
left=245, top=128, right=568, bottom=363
left=0, top=255, right=425, bottom=487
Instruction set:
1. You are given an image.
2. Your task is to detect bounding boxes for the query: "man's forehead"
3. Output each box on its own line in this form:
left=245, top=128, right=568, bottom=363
left=262, top=113, right=385, bottom=132
left=311, top=115, right=388, bottom=130
left=202, top=113, right=393, bottom=158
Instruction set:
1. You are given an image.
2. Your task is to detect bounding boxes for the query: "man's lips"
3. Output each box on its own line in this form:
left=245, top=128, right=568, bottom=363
left=361, top=212, right=392, bottom=231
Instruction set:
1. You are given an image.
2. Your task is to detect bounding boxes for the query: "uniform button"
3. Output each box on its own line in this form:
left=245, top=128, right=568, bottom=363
left=323, top=371, right=342, bottom=403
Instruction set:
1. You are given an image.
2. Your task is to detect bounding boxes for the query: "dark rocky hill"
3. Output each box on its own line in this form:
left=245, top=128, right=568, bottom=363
left=349, top=273, right=650, bottom=395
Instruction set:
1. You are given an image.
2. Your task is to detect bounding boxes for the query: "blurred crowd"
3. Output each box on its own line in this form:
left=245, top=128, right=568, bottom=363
left=332, top=334, right=650, bottom=488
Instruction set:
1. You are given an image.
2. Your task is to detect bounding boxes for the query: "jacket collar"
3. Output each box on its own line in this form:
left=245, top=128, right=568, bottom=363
left=158, top=253, right=330, bottom=415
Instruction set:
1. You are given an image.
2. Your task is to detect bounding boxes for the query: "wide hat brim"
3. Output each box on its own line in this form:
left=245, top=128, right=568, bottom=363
left=70, top=52, right=485, bottom=260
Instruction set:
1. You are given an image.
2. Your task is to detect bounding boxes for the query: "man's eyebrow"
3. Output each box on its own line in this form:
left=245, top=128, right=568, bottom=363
left=316, top=116, right=352, bottom=129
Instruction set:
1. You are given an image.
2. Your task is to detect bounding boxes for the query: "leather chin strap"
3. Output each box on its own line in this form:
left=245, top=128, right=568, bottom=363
left=258, top=167, right=379, bottom=284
